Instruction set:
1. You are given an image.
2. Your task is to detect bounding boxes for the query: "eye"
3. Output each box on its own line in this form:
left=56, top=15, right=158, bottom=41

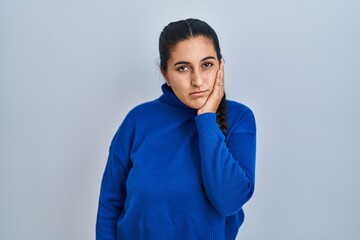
left=203, top=62, right=214, bottom=68
left=177, top=66, right=190, bottom=72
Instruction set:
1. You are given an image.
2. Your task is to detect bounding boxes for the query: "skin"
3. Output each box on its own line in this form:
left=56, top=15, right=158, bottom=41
left=161, top=36, right=225, bottom=115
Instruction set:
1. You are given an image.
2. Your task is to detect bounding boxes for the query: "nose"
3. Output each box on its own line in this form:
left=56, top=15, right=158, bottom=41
left=191, top=69, right=203, bottom=87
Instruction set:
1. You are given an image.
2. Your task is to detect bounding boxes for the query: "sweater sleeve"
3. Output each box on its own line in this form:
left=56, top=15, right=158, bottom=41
left=195, top=109, right=256, bottom=217
left=96, top=117, right=133, bottom=240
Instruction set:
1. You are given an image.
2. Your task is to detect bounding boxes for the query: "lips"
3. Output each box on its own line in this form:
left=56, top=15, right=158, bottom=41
left=190, top=90, right=208, bottom=97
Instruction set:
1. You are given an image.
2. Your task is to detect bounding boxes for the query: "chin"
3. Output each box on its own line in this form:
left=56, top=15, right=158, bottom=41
left=189, top=101, right=206, bottom=110
left=181, top=96, right=208, bottom=109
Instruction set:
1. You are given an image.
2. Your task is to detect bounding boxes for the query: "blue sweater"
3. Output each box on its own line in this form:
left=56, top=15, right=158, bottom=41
left=96, top=84, right=256, bottom=240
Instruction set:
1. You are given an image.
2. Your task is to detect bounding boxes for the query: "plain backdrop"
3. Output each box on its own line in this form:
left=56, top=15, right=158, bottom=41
left=1, top=0, right=359, bottom=239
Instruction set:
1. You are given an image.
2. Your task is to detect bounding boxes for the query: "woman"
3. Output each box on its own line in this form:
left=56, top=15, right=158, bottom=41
left=96, top=18, right=256, bottom=240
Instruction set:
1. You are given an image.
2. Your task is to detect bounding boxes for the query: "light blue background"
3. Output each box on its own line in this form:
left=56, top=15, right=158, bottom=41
left=1, top=0, right=359, bottom=239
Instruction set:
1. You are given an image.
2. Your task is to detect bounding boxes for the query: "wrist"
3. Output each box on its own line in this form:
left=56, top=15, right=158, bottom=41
left=197, top=109, right=204, bottom=115
left=197, top=108, right=215, bottom=115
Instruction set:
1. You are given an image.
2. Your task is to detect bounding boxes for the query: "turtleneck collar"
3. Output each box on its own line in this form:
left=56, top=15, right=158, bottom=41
left=158, top=84, right=198, bottom=113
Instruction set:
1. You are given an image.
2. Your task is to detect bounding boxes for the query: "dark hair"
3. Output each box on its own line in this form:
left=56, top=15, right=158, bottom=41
left=159, top=18, right=228, bottom=135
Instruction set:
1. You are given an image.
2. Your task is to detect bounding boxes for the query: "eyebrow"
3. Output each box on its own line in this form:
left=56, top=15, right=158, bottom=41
left=173, top=56, right=217, bottom=66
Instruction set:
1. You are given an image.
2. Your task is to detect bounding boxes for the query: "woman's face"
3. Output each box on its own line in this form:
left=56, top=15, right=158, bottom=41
left=162, top=36, right=220, bottom=109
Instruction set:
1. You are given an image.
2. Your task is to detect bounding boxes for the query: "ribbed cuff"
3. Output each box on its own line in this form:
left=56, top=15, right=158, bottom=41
left=195, top=113, right=224, bottom=139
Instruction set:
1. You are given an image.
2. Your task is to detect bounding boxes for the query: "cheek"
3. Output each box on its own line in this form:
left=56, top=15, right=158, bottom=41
left=168, top=74, right=191, bottom=95
left=171, top=75, right=189, bottom=89
left=204, top=71, right=217, bottom=86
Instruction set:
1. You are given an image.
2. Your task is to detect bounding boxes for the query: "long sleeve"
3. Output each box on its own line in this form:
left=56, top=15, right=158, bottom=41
left=96, top=87, right=255, bottom=239
left=96, top=118, right=133, bottom=240
left=195, top=108, right=256, bottom=217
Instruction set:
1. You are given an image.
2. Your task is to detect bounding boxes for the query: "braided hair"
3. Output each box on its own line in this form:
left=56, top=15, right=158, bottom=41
left=159, top=18, right=228, bottom=136
left=217, top=94, right=228, bottom=135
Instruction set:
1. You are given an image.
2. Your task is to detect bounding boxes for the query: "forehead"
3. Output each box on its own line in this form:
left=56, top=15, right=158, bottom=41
left=169, top=36, right=217, bottom=62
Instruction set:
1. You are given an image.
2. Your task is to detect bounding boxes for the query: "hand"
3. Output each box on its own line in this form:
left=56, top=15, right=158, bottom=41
left=197, top=60, right=225, bottom=115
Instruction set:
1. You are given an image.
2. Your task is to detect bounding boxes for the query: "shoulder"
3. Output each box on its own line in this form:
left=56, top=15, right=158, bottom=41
left=124, top=99, right=160, bottom=122
left=226, top=100, right=255, bottom=122
left=226, top=100, right=254, bottom=116
left=111, top=99, right=160, bottom=145
left=114, top=99, right=159, bottom=133
left=226, top=100, right=256, bottom=135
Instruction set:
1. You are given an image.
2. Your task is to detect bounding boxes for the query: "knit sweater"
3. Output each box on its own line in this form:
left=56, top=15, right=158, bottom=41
left=96, top=84, right=256, bottom=240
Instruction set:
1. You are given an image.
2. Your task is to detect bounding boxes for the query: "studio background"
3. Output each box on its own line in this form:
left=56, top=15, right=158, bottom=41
left=1, top=0, right=359, bottom=239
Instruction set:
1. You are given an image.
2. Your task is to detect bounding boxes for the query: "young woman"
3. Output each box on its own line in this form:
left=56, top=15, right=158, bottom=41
left=96, top=18, right=256, bottom=240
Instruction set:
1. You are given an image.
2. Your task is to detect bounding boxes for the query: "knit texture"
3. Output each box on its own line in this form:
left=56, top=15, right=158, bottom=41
left=96, top=84, right=256, bottom=240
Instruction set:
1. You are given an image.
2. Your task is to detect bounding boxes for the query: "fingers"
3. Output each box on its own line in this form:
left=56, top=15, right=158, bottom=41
left=217, top=60, right=225, bottom=95
left=218, top=60, right=224, bottom=82
left=197, top=60, right=225, bottom=115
